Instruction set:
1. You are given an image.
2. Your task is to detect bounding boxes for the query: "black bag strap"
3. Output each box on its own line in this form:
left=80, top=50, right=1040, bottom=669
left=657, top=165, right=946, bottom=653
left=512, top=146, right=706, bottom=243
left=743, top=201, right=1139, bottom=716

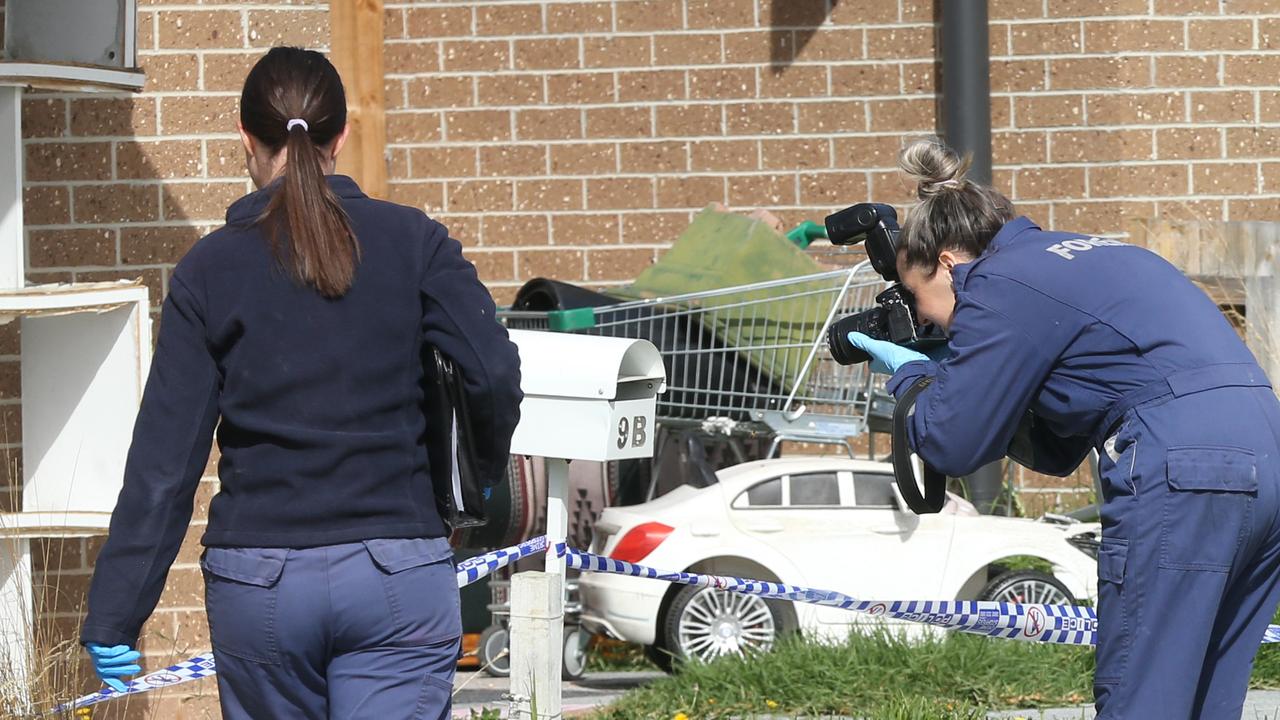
left=892, top=376, right=947, bottom=514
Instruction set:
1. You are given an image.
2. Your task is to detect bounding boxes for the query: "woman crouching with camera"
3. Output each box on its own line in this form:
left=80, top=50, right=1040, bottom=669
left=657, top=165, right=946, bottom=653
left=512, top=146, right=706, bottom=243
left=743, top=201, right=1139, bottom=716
left=848, top=137, right=1280, bottom=719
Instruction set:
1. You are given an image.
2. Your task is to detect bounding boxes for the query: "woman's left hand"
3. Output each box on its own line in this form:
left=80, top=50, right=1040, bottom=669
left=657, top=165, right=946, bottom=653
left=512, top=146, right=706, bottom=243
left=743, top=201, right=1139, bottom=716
left=846, top=332, right=930, bottom=374
left=85, top=643, right=141, bottom=692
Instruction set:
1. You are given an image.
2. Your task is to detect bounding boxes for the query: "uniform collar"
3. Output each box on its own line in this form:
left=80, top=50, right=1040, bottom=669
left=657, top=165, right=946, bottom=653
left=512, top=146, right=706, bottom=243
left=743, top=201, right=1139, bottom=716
left=226, top=174, right=365, bottom=224
left=949, top=216, right=1039, bottom=289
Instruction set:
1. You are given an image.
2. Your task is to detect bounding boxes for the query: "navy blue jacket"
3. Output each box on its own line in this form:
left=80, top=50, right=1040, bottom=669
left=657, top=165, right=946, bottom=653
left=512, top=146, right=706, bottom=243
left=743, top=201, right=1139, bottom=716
left=81, top=175, right=522, bottom=647
left=888, top=216, right=1259, bottom=478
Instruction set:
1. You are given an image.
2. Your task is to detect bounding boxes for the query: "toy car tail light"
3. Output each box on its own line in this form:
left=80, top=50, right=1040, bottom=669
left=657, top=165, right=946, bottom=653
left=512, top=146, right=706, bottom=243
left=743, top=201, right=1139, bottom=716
left=609, top=522, right=674, bottom=563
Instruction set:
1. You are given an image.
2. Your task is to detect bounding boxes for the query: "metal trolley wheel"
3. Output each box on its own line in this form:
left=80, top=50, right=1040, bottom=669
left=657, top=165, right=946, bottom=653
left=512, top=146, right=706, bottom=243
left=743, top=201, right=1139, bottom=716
left=479, top=624, right=589, bottom=680
left=561, top=626, right=588, bottom=680
left=478, top=624, right=511, bottom=678
left=978, top=569, right=1075, bottom=605
left=663, top=585, right=791, bottom=666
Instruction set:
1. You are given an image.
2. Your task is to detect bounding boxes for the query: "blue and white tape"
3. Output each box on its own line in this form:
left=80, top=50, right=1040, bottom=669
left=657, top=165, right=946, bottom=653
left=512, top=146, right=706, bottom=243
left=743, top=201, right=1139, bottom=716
left=54, top=535, right=1280, bottom=712
left=52, top=653, right=217, bottom=714
left=455, top=535, right=548, bottom=586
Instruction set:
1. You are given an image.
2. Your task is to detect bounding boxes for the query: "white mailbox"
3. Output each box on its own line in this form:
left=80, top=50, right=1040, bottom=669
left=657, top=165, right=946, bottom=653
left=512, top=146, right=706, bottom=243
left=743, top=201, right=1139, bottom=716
left=504, top=330, right=665, bottom=720
left=507, top=330, right=666, bottom=462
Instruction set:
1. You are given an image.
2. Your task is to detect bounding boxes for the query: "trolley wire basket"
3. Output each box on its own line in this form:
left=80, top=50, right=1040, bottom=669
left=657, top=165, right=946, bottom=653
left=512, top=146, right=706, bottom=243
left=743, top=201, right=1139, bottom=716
left=499, top=261, right=890, bottom=451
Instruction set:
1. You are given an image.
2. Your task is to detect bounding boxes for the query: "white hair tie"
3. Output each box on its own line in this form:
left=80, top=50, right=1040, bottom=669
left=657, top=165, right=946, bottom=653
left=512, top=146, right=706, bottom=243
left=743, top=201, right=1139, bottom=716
left=936, top=178, right=961, bottom=188
left=286, top=118, right=309, bottom=132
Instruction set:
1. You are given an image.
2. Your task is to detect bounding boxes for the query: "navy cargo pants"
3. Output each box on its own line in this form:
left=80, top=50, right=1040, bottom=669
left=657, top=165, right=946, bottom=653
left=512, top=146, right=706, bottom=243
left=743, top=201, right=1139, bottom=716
left=200, top=537, right=460, bottom=719
left=1095, top=384, right=1280, bottom=718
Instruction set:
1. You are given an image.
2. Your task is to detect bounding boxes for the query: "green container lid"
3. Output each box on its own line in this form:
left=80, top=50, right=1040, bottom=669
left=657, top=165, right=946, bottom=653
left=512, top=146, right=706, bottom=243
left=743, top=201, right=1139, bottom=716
left=547, top=306, right=597, bottom=332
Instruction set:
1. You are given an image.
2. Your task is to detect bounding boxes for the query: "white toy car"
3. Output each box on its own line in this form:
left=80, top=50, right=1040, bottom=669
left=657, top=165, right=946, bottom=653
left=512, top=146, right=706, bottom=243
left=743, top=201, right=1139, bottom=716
left=578, top=456, right=1100, bottom=670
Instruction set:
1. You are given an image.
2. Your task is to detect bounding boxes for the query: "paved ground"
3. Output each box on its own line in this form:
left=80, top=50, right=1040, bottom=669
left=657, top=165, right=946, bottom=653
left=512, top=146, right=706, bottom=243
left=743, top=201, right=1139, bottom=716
left=452, top=671, right=1280, bottom=719
left=451, top=670, right=666, bottom=718
left=985, top=690, right=1280, bottom=719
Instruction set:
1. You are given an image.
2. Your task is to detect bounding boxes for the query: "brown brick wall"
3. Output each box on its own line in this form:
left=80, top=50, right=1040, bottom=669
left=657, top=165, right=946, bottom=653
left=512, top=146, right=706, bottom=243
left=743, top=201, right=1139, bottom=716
left=386, top=2, right=1280, bottom=309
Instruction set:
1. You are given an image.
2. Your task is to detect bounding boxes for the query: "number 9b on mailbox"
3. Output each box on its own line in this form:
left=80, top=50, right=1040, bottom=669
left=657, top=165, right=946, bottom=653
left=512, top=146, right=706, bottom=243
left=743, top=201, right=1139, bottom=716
left=506, top=330, right=667, bottom=462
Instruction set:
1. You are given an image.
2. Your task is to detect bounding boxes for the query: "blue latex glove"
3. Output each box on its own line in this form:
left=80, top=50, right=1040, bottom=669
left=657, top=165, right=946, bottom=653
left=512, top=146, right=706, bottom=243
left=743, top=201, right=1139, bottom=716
left=85, top=643, right=141, bottom=693
left=847, top=332, right=930, bottom=375
left=483, top=486, right=492, bottom=501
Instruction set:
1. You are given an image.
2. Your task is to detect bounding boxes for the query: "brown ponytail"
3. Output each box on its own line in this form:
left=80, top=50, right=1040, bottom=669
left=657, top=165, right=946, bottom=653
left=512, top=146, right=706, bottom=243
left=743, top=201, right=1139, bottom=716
left=240, top=47, right=359, bottom=298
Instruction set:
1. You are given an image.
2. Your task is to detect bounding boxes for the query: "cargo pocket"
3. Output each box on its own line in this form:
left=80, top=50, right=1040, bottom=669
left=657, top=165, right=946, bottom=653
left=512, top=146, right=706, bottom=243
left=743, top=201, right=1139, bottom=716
left=201, top=547, right=288, bottom=664
left=1093, top=539, right=1129, bottom=688
left=1160, top=446, right=1257, bottom=572
left=364, top=538, right=462, bottom=646
left=414, top=673, right=455, bottom=719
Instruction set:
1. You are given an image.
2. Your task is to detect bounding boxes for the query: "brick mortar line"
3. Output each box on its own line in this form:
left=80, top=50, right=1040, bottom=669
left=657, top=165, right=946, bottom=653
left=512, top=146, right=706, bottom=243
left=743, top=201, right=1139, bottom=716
left=386, top=33, right=943, bottom=48
left=23, top=135, right=241, bottom=143
left=377, top=92, right=1280, bottom=108
left=373, top=157, right=1274, bottom=171
left=29, top=265, right=180, bottom=273
left=379, top=103, right=1277, bottom=118
left=377, top=128, right=1280, bottom=145
left=50, top=90, right=243, bottom=99
left=25, top=222, right=220, bottom=232
left=383, top=47, right=1280, bottom=62
left=22, top=169, right=248, bottom=182
left=380, top=54, right=1280, bottom=80
left=383, top=2, right=1279, bottom=23
left=139, top=3, right=318, bottom=8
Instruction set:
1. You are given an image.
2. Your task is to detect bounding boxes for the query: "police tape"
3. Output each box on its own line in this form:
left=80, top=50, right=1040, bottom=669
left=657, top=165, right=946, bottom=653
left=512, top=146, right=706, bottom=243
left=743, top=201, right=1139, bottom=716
left=53, top=534, right=1280, bottom=713
left=561, top=545, right=1280, bottom=646
left=54, top=536, right=550, bottom=713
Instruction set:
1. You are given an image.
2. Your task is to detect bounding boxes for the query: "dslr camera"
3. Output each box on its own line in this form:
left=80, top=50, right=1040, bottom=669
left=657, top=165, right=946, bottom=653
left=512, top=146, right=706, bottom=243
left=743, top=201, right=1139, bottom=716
left=824, top=203, right=941, bottom=365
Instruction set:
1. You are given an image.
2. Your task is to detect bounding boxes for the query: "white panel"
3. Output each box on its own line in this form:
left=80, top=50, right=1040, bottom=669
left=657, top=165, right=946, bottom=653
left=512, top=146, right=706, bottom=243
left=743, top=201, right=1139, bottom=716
left=20, top=305, right=146, bottom=520
left=0, top=87, right=19, bottom=291
left=0, top=538, right=31, bottom=708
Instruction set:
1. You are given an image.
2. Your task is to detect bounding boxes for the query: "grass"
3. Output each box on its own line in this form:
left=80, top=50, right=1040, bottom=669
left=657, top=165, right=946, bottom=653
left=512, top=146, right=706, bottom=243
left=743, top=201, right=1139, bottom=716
left=595, top=621, right=1280, bottom=720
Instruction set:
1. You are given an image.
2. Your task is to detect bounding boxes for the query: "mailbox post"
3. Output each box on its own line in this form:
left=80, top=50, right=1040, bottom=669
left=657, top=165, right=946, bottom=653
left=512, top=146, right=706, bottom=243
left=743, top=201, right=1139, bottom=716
left=505, top=330, right=665, bottom=720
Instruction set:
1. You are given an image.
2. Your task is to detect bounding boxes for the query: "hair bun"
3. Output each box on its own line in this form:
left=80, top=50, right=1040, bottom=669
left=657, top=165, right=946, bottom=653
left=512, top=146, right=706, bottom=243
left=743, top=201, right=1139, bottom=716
left=899, top=137, right=972, bottom=199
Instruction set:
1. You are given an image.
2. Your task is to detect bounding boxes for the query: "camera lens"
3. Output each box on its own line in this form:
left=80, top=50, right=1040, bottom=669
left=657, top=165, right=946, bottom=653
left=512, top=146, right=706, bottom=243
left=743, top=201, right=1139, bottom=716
left=827, top=313, right=874, bottom=365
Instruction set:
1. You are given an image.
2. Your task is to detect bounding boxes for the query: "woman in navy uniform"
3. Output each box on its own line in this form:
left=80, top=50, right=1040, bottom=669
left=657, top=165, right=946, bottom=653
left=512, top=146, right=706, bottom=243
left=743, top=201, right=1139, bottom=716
left=79, top=47, right=522, bottom=719
left=850, top=138, right=1280, bottom=719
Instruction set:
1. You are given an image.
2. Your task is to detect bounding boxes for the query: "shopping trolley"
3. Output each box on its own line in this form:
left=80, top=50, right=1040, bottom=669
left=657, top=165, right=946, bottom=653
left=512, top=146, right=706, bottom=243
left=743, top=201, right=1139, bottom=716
left=499, top=261, right=891, bottom=457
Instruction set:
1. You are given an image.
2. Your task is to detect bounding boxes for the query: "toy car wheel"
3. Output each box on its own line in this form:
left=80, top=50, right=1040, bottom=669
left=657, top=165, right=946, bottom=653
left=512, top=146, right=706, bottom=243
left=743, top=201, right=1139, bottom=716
left=562, top=626, right=588, bottom=680
left=978, top=569, right=1074, bottom=605
left=644, top=642, right=675, bottom=674
left=478, top=624, right=510, bottom=677
left=662, top=585, right=794, bottom=667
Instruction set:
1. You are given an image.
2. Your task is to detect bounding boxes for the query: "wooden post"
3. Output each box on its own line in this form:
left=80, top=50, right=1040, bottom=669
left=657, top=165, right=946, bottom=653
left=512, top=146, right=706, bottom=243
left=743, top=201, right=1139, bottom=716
left=508, top=571, right=564, bottom=720
left=1133, top=218, right=1280, bottom=384
left=329, top=0, right=387, bottom=199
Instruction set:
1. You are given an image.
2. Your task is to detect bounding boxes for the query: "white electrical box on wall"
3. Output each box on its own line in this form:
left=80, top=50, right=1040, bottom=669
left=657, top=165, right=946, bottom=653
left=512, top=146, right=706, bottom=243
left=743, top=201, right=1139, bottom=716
left=0, top=0, right=144, bottom=92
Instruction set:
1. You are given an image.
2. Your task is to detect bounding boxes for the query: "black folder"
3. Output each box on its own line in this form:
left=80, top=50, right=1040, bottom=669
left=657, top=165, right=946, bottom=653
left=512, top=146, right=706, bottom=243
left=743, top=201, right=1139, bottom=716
left=425, top=347, right=488, bottom=529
